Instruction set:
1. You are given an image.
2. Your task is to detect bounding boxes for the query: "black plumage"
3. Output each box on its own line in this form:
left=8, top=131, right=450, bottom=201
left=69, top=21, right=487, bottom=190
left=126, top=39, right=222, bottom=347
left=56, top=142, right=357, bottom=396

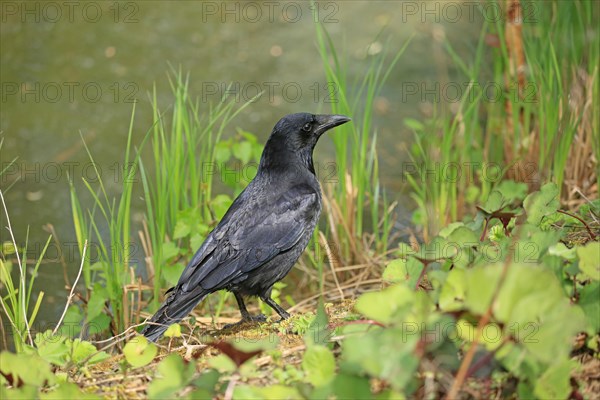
left=142, top=113, right=351, bottom=341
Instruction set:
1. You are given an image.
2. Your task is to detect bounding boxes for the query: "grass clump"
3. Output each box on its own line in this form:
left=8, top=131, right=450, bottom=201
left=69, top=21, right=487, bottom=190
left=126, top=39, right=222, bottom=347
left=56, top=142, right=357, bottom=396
left=405, top=0, right=599, bottom=238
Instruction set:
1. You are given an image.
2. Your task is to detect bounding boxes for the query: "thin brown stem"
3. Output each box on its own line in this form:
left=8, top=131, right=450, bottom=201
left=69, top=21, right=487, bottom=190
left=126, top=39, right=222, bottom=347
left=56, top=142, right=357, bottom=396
left=557, top=209, right=597, bottom=240
left=446, top=231, right=518, bottom=399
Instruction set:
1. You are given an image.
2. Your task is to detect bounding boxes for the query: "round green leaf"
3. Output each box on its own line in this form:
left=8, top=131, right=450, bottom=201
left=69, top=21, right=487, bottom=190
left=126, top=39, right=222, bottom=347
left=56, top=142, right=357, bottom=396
left=123, top=336, right=157, bottom=368
left=577, top=242, right=600, bottom=281
left=302, top=345, right=336, bottom=387
left=163, top=323, right=182, bottom=338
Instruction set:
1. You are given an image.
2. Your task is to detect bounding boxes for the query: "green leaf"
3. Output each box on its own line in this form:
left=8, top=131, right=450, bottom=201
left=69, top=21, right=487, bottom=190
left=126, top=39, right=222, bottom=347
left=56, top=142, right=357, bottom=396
left=415, top=237, right=453, bottom=261
left=382, top=259, right=405, bottom=283
left=192, top=369, right=220, bottom=397
left=446, top=226, right=479, bottom=268
left=513, top=224, right=561, bottom=263
left=40, top=382, right=100, bottom=400
left=439, top=268, right=467, bottom=311
left=161, top=241, right=180, bottom=263
left=69, top=339, right=109, bottom=365
left=161, top=263, right=185, bottom=286
left=173, top=219, right=191, bottom=239
left=480, top=191, right=506, bottom=214
left=305, top=301, right=330, bottom=346
left=495, top=265, right=565, bottom=325
left=465, top=185, right=480, bottom=204
left=123, top=336, right=157, bottom=368
left=2, top=242, right=17, bottom=255
left=190, top=233, right=205, bottom=252
left=0, top=260, right=12, bottom=284
left=211, top=194, right=233, bottom=220
left=59, top=305, right=84, bottom=336
left=446, top=226, right=479, bottom=247
left=1, top=384, right=38, bottom=399
left=577, top=242, right=600, bottom=281
left=232, top=141, right=252, bottom=164
left=342, top=327, right=419, bottom=392
left=494, top=180, right=528, bottom=204
left=403, top=118, right=424, bottom=131
left=438, top=222, right=465, bottom=238
left=147, top=354, right=195, bottom=399
left=458, top=262, right=585, bottom=364
left=404, top=257, right=426, bottom=289
left=579, top=282, right=600, bottom=331
left=355, top=285, right=413, bottom=324
left=333, top=373, right=372, bottom=399
left=87, top=284, right=108, bottom=321
left=395, top=242, right=416, bottom=257
left=238, top=130, right=258, bottom=144
left=0, top=351, right=54, bottom=387
left=464, top=265, right=501, bottom=315
left=233, top=337, right=279, bottom=353
left=207, top=354, right=236, bottom=373
left=302, top=345, right=336, bottom=387
left=548, top=242, right=577, bottom=261
left=164, top=323, right=182, bottom=338
left=534, top=359, right=577, bottom=400
left=234, top=385, right=302, bottom=400
left=523, top=183, right=560, bottom=225
left=522, top=299, right=585, bottom=363
left=214, top=141, right=231, bottom=163
left=88, top=313, right=111, bottom=336
left=35, top=332, right=69, bottom=367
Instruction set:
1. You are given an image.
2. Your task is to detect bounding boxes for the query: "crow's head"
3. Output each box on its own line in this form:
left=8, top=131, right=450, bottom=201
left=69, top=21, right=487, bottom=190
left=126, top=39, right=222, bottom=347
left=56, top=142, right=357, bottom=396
left=260, top=113, right=351, bottom=174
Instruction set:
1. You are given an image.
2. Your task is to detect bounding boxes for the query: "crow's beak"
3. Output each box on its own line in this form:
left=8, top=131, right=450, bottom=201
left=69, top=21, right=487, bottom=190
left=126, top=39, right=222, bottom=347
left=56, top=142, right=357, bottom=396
left=315, top=114, right=351, bottom=135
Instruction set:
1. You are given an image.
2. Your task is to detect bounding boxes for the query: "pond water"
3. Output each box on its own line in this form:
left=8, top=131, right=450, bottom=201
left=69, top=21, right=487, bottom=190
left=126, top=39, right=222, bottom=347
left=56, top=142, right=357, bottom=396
left=0, top=1, right=483, bottom=327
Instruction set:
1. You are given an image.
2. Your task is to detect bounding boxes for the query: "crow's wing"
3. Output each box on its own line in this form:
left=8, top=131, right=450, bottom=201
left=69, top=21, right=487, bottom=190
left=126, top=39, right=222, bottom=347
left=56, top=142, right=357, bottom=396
left=178, top=184, right=319, bottom=292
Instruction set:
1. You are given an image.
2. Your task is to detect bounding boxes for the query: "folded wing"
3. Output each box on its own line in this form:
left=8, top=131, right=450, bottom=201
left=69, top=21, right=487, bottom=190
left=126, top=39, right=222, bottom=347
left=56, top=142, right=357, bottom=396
left=177, top=184, right=319, bottom=292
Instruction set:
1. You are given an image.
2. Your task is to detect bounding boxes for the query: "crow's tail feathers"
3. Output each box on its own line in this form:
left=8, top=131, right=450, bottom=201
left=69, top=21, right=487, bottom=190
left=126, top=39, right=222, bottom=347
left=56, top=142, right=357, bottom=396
left=141, top=286, right=208, bottom=342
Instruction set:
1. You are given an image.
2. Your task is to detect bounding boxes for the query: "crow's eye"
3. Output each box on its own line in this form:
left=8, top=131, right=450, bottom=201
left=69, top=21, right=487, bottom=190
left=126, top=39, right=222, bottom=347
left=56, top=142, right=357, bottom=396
left=302, top=122, right=312, bottom=132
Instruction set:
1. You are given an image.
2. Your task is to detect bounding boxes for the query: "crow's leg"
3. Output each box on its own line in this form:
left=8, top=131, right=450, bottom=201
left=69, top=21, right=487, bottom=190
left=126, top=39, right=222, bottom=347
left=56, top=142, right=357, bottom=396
left=262, top=296, right=290, bottom=321
left=234, top=292, right=267, bottom=321
left=223, top=293, right=266, bottom=329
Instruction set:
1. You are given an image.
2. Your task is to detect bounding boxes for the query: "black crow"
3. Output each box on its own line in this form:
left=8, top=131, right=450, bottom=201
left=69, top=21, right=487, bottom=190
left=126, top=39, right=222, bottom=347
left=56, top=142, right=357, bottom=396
left=142, top=113, right=351, bottom=341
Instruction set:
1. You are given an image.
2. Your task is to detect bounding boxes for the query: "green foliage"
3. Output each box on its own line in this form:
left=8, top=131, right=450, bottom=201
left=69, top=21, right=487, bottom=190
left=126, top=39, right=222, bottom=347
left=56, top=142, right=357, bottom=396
left=523, top=183, right=560, bottom=225
left=304, top=301, right=330, bottom=346
left=213, top=129, right=262, bottom=195
left=0, top=351, right=54, bottom=387
left=345, top=290, right=425, bottom=393
left=234, top=384, right=302, bottom=399
left=163, top=323, right=182, bottom=338
left=264, top=183, right=594, bottom=399
left=369, top=184, right=593, bottom=397
left=123, top=336, right=158, bottom=368
left=0, top=212, right=50, bottom=352
left=302, top=345, right=336, bottom=387
left=68, top=103, right=143, bottom=334
left=35, top=332, right=110, bottom=367
left=66, top=68, right=257, bottom=331
left=577, top=242, right=600, bottom=281
left=3, top=3, right=594, bottom=398
left=313, top=11, right=411, bottom=265
left=405, top=0, right=599, bottom=237
left=1, top=333, right=109, bottom=399
left=140, top=70, right=257, bottom=311
left=39, top=382, right=100, bottom=400
left=147, top=354, right=196, bottom=399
